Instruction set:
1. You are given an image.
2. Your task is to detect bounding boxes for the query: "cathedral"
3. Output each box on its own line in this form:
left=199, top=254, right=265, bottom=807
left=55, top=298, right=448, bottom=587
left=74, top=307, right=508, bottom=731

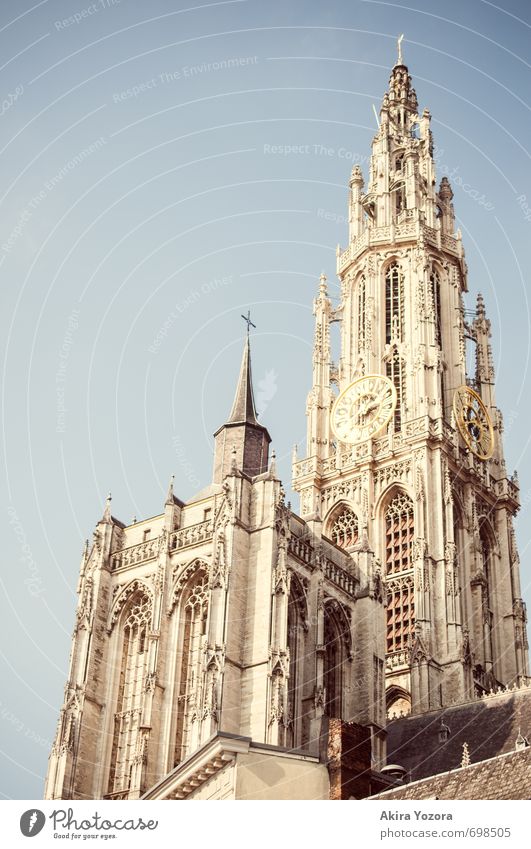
left=45, top=46, right=531, bottom=802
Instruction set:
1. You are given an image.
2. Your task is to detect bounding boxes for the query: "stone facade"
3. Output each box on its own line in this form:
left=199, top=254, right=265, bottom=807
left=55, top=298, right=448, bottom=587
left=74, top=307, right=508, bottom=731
left=292, top=56, right=529, bottom=718
left=45, top=334, right=385, bottom=801
left=45, top=47, right=529, bottom=802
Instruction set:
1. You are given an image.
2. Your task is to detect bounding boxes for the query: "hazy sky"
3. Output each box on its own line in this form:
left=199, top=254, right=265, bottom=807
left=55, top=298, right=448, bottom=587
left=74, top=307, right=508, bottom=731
left=1, top=0, right=531, bottom=799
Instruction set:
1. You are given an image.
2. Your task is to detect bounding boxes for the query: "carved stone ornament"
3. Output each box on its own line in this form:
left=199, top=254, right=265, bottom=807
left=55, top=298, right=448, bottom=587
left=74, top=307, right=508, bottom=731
left=167, top=559, right=209, bottom=615
left=108, top=580, right=153, bottom=632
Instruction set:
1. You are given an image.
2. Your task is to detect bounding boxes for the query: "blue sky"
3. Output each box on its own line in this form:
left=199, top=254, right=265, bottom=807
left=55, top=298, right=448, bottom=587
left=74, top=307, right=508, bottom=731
left=1, top=0, right=531, bottom=798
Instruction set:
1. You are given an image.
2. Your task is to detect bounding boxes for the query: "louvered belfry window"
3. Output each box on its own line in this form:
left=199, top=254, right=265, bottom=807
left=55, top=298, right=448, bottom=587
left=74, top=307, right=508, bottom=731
left=358, top=275, right=366, bottom=350
left=386, top=348, right=406, bottom=432
left=385, top=493, right=415, bottom=653
left=385, top=262, right=404, bottom=343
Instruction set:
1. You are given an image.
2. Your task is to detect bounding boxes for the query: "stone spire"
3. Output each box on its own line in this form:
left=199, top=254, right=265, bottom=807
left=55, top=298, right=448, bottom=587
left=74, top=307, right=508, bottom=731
left=213, top=330, right=271, bottom=482
left=227, top=334, right=259, bottom=425
left=384, top=34, right=418, bottom=114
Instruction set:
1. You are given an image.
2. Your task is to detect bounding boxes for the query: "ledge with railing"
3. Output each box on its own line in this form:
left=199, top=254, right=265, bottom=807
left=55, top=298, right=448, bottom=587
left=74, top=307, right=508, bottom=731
left=336, top=217, right=461, bottom=275
left=169, top=519, right=214, bottom=551
left=111, top=538, right=158, bottom=570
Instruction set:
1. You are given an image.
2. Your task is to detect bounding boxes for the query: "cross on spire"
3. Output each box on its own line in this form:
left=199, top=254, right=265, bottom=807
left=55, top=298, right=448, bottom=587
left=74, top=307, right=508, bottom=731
left=241, top=309, right=256, bottom=335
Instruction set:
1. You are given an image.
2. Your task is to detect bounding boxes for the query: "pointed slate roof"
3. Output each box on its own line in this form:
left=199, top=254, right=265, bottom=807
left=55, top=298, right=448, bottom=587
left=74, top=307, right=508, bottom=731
left=226, top=334, right=259, bottom=425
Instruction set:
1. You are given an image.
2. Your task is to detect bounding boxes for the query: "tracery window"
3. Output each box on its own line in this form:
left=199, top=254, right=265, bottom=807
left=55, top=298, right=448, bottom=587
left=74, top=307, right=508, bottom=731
left=385, top=262, right=404, bottom=343
left=323, top=607, right=343, bottom=719
left=287, top=576, right=306, bottom=748
left=108, top=592, right=152, bottom=796
left=480, top=528, right=494, bottom=666
left=330, top=507, right=359, bottom=549
left=357, top=275, right=366, bottom=350
left=386, top=347, right=406, bottom=432
left=385, top=494, right=415, bottom=654
left=174, top=572, right=209, bottom=765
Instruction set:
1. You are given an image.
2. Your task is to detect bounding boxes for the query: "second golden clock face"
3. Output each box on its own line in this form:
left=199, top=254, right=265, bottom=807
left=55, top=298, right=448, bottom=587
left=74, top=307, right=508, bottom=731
left=330, top=375, right=397, bottom=444
left=453, top=385, right=494, bottom=460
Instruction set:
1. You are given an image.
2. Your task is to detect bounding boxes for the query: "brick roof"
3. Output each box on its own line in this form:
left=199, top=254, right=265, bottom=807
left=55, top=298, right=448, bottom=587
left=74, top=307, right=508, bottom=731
left=371, top=746, right=531, bottom=800
left=386, top=683, right=531, bottom=782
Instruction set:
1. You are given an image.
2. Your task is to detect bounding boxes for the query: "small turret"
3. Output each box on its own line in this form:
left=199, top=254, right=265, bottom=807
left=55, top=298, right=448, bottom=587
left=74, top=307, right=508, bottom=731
left=438, top=176, right=455, bottom=235
left=213, top=320, right=271, bottom=482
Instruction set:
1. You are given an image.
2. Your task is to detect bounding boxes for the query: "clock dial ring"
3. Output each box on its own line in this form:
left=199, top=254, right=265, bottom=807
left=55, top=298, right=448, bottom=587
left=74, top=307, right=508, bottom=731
left=330, top=374, right=397, bottom=445
left=452, top=385, right=494, bottom=460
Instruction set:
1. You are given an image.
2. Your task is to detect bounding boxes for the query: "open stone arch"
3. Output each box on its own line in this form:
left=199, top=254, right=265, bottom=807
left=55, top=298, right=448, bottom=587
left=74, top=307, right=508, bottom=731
left=386, top=684, right=412, bottom=719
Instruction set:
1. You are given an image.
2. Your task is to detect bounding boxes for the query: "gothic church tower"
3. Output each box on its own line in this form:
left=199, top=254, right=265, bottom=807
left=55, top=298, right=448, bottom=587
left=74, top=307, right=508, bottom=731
left=46, top=332, right=386, bottom=801
left=293, top=47, right=529, bottom=716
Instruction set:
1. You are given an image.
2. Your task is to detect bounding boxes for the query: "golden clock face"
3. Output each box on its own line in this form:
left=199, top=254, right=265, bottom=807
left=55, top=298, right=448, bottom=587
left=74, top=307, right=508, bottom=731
left=330, top=375, right=397, bottom=444
left=453, top=385, right=494, bottom=460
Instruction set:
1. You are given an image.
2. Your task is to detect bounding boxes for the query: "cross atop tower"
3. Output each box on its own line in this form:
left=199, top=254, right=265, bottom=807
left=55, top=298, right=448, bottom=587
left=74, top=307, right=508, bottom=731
left=241, top=309, right=256, bottom=335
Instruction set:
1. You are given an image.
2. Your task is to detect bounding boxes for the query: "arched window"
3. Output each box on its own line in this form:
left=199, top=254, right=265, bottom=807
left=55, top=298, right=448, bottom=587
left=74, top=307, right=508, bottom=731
left=174, top=572, right=209, bottom=764
left=357, top=275, right=366, bottom=351
left=287, top=576, right=306, bottom=748
left=330, top=507, right=359, bottom=549
left=480, top=526, right=494, bottom=667
left=385, top=493, right=415, bottom=655
left=386, top=347, right=406, bottom=432
left=323, top=605, right=344, bottom=718
left=108, top=592, right=152, bottom=796
left=385, top=262, right=404, bottom=343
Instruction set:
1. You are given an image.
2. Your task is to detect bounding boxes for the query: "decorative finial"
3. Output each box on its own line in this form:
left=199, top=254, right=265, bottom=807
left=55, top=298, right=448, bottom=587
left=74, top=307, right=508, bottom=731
left=165, top=474, right=175, bottom=506
left=358, top=523, right=371, bottom=552
left=102, top=491, right=112, bottom=524
left=461, top=742, right=470, bottom=768
left=132, top=515, right=137, bottom=524
left=241, top=309, right=256, bottom=335
left=319, top=272, right=328, bottom=295
left=397, top=33, right=404, bottom=65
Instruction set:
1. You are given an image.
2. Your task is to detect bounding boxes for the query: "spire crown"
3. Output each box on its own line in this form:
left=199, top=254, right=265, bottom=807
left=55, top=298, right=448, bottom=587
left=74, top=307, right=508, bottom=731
left=384, top=37, right=418, bottom=113
left=227, top=334, right=259, bottom=425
